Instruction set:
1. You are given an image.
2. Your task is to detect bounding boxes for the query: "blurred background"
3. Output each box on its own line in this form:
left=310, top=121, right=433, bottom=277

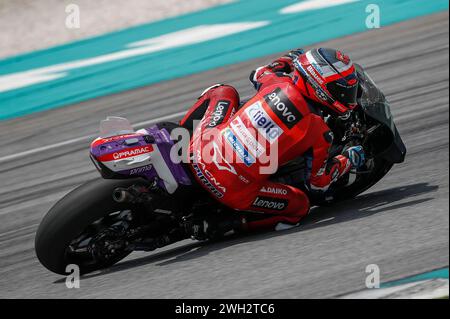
left=0, top=0, right=232, bottom=58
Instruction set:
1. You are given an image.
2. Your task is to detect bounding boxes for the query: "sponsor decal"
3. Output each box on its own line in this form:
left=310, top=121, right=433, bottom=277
left=244, top=101, right=283, bottom=144
left=192, top=163, right=224, bottom=198
left=306, top=50, right=337, bottom=79
left=307, top=65, right=324, bottom=85
left=193, top=149, right=227, bottom=198
left=239, top=174, right=250, bottom=184
left=98, top=145, right=153, bottom=161
left=332, top=101, right=349, bottom=113
left=252, top=196, right=288, bottom=211
left=264, top=87, right=302, bottom=129
left=230, top=116, right=265, bottom=158
left=113, top=146, right=152, bottom=160
left=208, top=100, right=230, bottom=128
left=316, top=89, right=329, bottom=102
left=211, top=141, right=237, bottom=175
left=129, top=164, right=153, bottom=175
left=260, top=186, right=288, bottom=195
left=223, top=128, right=255, bottom=167
left=311, top=62, right=324, bottom=75
left=304, top=71, right=332, bottom=103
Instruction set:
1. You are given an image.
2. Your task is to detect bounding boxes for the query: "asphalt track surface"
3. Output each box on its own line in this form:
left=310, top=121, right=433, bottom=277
left=0, top=12, right=448, bottom=298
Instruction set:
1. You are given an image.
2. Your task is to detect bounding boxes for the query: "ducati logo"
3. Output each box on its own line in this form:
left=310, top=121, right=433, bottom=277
left=211, top=142, right=237, bottom=175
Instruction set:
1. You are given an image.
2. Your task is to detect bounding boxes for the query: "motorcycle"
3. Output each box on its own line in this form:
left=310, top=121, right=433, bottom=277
left=35, top=65, right=406, bottom=275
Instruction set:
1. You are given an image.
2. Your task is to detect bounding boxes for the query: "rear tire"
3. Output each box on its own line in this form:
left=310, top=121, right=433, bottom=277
left=35, top=178, right=145, bottom=275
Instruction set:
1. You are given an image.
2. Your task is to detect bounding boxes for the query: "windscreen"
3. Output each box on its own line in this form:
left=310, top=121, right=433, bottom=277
left=99, top=116, right=135, bottom=138
left=358, top=70, right=387, bottom=107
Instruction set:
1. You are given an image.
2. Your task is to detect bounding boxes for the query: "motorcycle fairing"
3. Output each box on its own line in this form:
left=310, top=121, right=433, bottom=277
left=90, top=122, right=192, bottom=194
left=355, top=64, right=406, bottom=163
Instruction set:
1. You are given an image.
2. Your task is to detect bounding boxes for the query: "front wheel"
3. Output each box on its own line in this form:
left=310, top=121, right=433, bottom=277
left=332, top=157, right=394, bottom=202
left=35, top=178, right=146, bottom=275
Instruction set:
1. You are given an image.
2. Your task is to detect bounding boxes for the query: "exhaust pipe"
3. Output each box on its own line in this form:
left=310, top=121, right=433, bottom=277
left=112, top=188, right=134, bottom=203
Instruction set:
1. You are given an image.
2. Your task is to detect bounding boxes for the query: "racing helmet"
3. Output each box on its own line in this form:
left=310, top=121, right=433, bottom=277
left=292, top=48, right=359, bottom=117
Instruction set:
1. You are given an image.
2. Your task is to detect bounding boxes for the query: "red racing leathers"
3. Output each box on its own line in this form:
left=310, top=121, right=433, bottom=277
left=181, top=54, right=352, bottom=231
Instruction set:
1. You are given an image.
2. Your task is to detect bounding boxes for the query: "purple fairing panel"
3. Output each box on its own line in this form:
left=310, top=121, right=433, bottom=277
left=90, top=125, right=192, bottom=193
left=144, top=126, right=192, bottom=188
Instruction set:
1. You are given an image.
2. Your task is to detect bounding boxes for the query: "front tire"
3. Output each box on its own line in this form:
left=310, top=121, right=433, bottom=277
left=333, top=158, right=394, bottom=202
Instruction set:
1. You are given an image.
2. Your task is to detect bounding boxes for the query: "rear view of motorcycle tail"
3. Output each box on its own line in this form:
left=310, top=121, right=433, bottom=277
left=36, top=118, right=202, bottom=274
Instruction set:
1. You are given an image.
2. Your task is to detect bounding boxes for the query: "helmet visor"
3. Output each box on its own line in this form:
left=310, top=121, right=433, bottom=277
left=326, top=77, right=358, bottom=108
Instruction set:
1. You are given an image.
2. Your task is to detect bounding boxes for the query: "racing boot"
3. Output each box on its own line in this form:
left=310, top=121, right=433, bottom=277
left=183, top=213, right=247, bottom=241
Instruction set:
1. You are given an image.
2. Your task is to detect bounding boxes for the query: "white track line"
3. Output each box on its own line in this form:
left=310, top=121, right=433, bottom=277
left=0, top=110, right=187, bottom=164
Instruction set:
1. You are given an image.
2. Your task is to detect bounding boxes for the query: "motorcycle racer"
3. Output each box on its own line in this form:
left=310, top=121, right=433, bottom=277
left=180, top=48, right=366, bottom=238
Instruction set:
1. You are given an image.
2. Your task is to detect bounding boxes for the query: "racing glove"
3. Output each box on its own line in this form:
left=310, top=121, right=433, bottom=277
left=266, top=49, right=305, bottom=73
left=249, top=48, right=305, bottom=90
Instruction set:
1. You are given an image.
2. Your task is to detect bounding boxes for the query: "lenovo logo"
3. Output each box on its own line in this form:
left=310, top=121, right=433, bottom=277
left=252, top=196, right=288, bottom=211
left=208, top=100, right=230, bottom=128
left=264, top=88, right=302, bottom=129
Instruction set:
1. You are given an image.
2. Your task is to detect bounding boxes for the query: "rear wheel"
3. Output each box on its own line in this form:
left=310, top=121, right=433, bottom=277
left=35, top=178, right=146, bottom=275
